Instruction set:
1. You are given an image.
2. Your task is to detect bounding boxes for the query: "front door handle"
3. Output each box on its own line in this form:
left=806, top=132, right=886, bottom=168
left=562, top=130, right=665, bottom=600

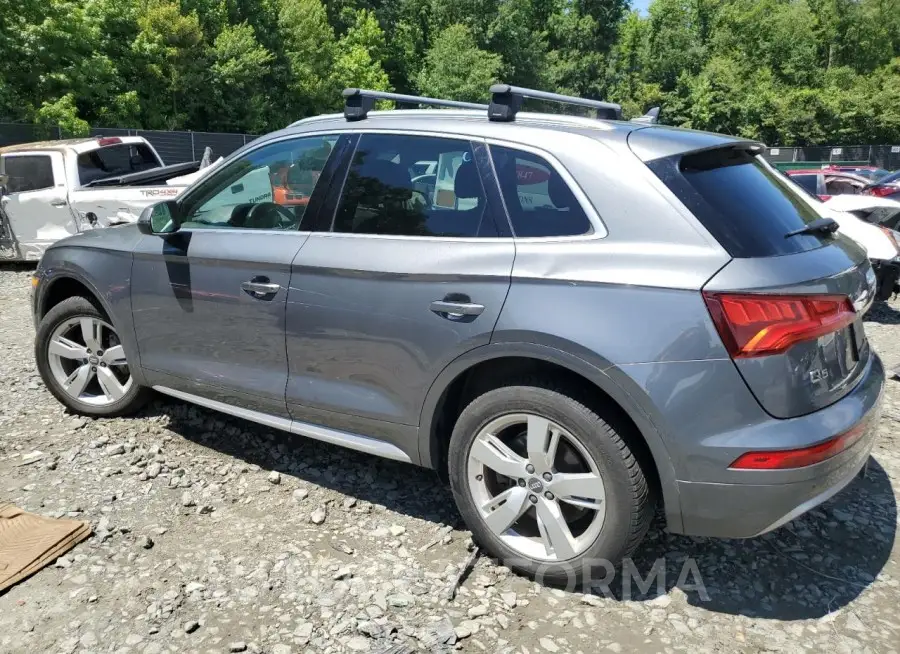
left=50, top=200, right=68, bottom=208
left=241, top=278, right=281, bottom=299
left=430, top=300, right=485, bottom=317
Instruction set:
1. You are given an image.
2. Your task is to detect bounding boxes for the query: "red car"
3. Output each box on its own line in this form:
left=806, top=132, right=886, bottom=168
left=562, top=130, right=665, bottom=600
left=821, top=165, right=891, bottom=182
left=785, top=169, right=872, bottom=201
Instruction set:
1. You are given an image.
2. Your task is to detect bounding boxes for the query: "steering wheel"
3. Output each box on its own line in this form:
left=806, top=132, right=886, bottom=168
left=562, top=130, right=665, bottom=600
left=245, top=202, right=296, bottom=229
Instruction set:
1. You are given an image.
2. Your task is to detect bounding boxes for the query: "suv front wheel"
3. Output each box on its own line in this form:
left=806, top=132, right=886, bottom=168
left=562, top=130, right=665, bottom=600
left=35, top=296, right=150, bottom=417
left=448, top=380, right=654, bottom=585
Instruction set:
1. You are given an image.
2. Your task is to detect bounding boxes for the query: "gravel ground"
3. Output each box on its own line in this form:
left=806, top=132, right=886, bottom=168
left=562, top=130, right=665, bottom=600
left=1, top=263, right=899, bottom=654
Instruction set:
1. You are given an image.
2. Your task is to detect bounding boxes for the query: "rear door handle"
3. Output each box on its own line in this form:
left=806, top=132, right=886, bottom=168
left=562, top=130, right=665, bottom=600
left=241, top=279, right=281, bottom=299
left=50, top=200, right=67, bottom=207
left=430, top=300, right=485, bottom=317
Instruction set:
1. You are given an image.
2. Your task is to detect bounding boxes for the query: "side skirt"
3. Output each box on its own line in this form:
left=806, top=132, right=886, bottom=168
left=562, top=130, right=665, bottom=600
left=153, top=385, right=413, bottom=463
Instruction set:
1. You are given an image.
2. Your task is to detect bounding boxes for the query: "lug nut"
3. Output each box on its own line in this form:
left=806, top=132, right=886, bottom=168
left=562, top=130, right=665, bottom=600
left=545, top=491, right=555, bottom=501
left=97, top=350, right=104, bottom=356
left=525, top=464, right=535, bottom=474
left=528, top=495, right=538, bottom=504
left=86, top=349, right=92, bottom=354
left=91, top=366, right=97, bottom=372
left=542, top=472, right=552, bottom=482
left=517, top=478, right=526, bottom=487
left=475, top=474, right=483, bottom=481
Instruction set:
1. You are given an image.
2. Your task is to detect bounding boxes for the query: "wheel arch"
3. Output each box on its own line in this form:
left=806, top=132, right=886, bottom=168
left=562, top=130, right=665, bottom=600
left=418, top=342, right=684, bottom=533
left=35, top=253, right=145, bottom=386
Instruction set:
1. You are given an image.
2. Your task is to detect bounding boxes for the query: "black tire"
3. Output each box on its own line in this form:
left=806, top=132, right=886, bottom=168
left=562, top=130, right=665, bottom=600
left=448, top=379, right=655, bottom=586
left=35, top=296, right=151, bottom=417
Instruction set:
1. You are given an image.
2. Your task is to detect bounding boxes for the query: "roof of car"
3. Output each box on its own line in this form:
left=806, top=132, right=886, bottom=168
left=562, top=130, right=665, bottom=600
left=268, top=109, right=754, bottom=163
left=0, top=135, right=147, bottom=156
left=0, top=138, right=100, bottom=155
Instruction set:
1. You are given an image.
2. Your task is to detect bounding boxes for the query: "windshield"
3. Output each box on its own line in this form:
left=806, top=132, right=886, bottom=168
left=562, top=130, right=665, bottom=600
left=875, top=170, right=900, bottom=185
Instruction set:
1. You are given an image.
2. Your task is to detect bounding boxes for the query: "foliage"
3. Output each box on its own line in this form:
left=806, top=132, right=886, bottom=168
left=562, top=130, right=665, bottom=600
left=0, top=0, right=898, bottom=145
left=417, top=25, right=502, bottom=102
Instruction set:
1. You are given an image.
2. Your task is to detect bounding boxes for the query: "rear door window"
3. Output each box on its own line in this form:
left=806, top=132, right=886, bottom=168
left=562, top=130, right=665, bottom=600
left=647, top=149, right=830, bottom=257
left=489, top=145, right=592, bottom=237
left=3, top=155, right=55, bottom=193
left=332, top=133, right=499, bottom=237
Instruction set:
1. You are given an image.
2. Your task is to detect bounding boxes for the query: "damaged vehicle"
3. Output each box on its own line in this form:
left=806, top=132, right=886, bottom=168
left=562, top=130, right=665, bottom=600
left=0, top=136, right=216, bottom=261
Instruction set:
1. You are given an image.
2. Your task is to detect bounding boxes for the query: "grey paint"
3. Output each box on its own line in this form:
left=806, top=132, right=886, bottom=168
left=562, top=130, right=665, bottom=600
left=704, top=239, right=875, bottom=418
left=131, top=229, right=308, bottom=417
left=32, top=108, right=887, bottom=543
left=284, top=233, right=514, bottom=428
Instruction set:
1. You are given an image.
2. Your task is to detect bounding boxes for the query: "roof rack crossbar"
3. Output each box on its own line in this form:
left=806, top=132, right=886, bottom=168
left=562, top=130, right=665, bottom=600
left=342, top=88, right=488, bottom=121
left=488, top=84, right=623, bottom=122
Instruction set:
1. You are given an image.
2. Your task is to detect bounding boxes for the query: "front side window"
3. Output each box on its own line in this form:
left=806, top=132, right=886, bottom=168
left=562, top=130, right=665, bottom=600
left=489, top=145, right=592, bottom=237
left=3, top=155, right=55, bottom=193
left=332, top=133, right=497, bottom=237
left=181, top=135, right=339, bottom=231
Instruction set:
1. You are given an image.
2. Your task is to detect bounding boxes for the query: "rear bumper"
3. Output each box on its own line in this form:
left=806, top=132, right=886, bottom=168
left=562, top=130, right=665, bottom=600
left=674, top=352, right=884, bottom=539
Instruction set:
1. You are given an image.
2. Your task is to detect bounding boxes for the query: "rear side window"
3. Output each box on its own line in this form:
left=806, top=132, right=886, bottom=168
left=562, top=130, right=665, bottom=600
left=3, top=155, right=55, bottom=193
left=77, top=143, right=160, bottom=185
left=490, top=145, right=592, bottom=237
left=648, top=149, right=829, bottom=257
left=333, top=133, right=498, bottom=237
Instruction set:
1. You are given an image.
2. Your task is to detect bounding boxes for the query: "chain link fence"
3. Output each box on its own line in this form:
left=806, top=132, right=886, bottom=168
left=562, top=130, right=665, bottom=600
left=0, top=124, right=255, bottom=164
left=2, top=122, right=900, bottom=170
left=764, top=144, right=900, bottom=170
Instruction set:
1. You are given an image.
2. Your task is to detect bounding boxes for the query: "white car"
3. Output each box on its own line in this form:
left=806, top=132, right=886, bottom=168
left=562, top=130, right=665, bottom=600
left=0, top=136, right=216, bottom=261
left=778, top=168, right=900, bottom=300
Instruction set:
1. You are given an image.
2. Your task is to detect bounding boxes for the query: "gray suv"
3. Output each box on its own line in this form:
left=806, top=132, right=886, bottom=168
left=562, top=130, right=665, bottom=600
left=31, top=86, right=885, bottom=584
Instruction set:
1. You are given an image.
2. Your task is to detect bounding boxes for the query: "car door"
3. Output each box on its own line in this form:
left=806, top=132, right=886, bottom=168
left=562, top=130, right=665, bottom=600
left=130, top=133, right=347, bottom=417
left=284, top=132, right=514, bottom=449
left=0, top=152, right=72, bottom=260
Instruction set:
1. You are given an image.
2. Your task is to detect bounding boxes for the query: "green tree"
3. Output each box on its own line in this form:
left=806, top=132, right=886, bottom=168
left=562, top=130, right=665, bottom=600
left=416, top=24, right=502, bottom=102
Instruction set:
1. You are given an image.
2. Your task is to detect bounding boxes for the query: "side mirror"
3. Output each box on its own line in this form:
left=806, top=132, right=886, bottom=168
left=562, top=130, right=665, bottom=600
left=138, top=200, right=181, bottom=235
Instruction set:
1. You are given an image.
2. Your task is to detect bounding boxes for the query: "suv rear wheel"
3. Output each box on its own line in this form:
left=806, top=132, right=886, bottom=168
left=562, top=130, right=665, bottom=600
left=35, top=296, right=150, bottom=417
left=448, top=380, right=654, bottom=585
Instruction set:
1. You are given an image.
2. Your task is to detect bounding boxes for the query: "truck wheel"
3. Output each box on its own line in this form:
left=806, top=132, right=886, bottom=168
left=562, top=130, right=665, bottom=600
left=448, top=379, right=655, bottom=586
left=35, top=296, right=151, bottom=417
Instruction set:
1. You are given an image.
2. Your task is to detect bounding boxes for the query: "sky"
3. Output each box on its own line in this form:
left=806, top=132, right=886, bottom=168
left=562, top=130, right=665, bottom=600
left=632, top=0, right=652, bottom=14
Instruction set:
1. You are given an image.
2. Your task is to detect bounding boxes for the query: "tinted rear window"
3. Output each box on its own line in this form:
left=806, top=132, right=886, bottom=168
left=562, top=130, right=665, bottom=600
left=647, top=148, right=829, bottom=257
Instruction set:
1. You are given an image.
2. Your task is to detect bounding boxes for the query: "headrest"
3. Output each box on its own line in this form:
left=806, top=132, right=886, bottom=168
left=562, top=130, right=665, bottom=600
left=454, top=160, right=482, bottom=200
left=547, top=174, right=572, bottom=209
left=356, top=159, right=412, bottom=196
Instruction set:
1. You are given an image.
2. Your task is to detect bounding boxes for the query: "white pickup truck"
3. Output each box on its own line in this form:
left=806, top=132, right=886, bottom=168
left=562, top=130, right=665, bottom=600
left=0, top=136, right=213, bottom=261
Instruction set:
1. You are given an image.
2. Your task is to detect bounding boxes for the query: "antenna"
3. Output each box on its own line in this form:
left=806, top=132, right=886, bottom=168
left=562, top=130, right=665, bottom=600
left=631, top=107, right=661, bottom=125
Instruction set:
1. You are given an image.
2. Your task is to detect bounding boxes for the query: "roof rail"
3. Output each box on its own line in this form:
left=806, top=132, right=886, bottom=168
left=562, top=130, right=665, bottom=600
left=631, top=106, right=661, bottom=125
left=488, top=84, right=623, bottom=122
left=342, top=88, right=488, bottom=121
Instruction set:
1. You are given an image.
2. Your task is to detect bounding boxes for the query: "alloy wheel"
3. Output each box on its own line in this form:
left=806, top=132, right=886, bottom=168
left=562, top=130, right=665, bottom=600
left=466, top=413, right=606, bottom=562
left=46, top=316, right=133, bottom=406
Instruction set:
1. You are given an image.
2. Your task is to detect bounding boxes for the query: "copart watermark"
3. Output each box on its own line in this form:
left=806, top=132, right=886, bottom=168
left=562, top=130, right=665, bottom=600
left=503, top=556, right=710, bottom=601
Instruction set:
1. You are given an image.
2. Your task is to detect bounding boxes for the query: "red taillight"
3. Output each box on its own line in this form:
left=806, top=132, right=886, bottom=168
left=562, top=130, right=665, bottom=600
left=702, top=292, right=856, bottom=358
left=97, top=137, right=122, bottom=146
left=866, top=186, right=896, bottom=198
left=729, top=423, right=867, bottom=469
left=817, top=194, right=832, bottom=201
